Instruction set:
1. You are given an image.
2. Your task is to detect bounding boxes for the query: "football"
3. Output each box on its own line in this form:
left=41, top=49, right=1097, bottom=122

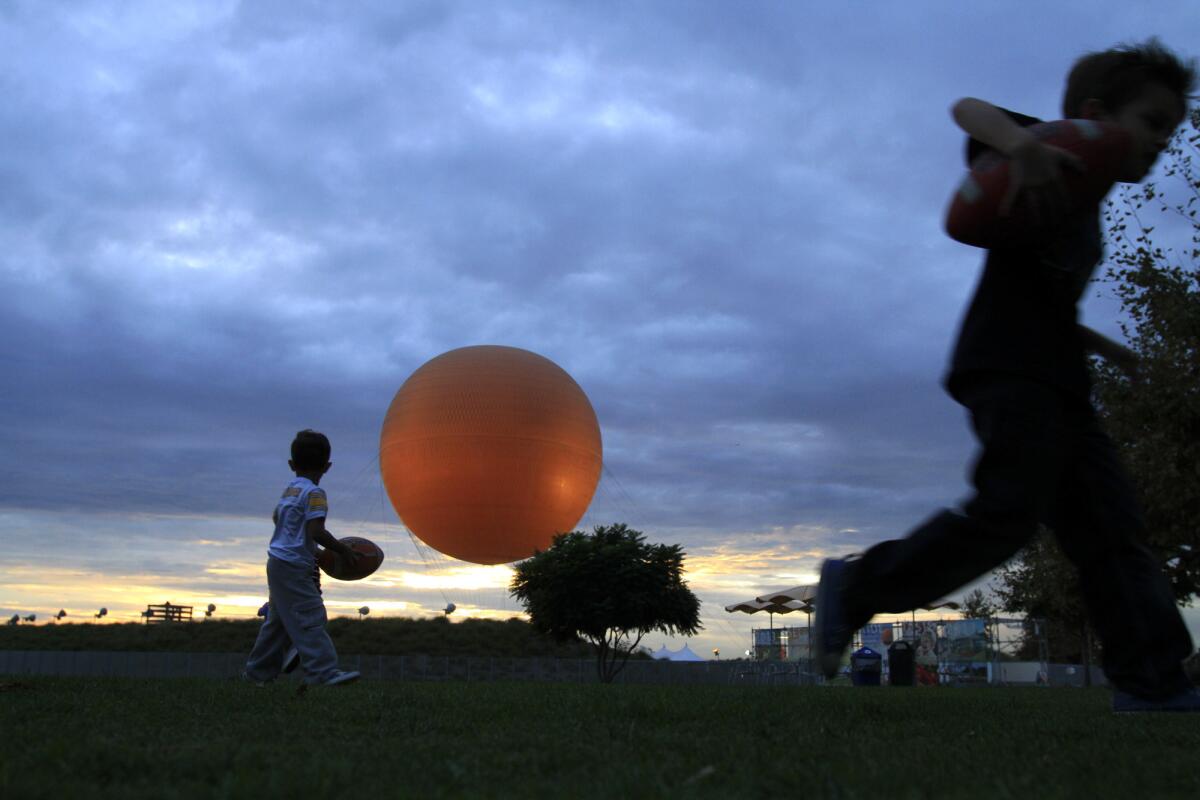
left=317, top=536, right=385, bottom=581
left=944, top=119, right=1132, bottom=249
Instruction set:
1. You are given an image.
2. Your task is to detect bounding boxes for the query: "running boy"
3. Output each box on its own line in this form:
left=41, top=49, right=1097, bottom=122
left=244, top=429, right=361, bottom=686
left=814, top=40, right=1198, bottom=712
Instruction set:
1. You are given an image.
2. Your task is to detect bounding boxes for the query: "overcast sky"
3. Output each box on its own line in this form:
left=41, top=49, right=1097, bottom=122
left=2, top=2, right=1197, bottom=657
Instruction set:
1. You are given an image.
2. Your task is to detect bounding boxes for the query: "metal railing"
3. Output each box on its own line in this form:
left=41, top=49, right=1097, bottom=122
left=0, top=651, right=748, bottom=684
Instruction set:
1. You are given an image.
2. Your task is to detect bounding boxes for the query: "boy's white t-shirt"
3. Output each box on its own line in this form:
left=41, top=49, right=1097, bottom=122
left=268, top=477, right=328, bottom=566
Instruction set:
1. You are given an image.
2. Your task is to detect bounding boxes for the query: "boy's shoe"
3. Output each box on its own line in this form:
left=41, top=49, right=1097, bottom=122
left=282, top=648, right=300, bottom=674
left=1113, top=688, right=1200, bottom=713
left=814, top=558, right=860, bottom=680
left=240, top=671, right=269, bottom=688
left=320, top=670, right=361, bottom=687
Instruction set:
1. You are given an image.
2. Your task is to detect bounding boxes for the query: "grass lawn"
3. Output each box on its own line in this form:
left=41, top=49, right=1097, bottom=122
left=1, top=678, right=1197, bottom=799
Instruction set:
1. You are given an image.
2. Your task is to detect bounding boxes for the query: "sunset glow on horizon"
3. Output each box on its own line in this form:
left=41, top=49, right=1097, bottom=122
left=2, top=505, right=977, bottom=654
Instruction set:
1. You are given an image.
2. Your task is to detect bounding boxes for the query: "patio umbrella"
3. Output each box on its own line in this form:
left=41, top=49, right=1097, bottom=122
left=754, top=584, right=817, bottom=605
left=724, top=598, right=812, bottom=629
left=726, top=598, right=815, bottom=661
left=724, top=597, right=811, bottom=628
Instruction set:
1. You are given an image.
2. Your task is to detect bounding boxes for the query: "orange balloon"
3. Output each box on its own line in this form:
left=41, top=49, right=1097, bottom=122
left=380, top=345, right=603, bottom=565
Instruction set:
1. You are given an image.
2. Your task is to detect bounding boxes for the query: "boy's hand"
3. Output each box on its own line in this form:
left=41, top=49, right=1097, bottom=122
left=1001, top=137, right=1084, bottom=224
left=340, top=545, right=362, bottom=568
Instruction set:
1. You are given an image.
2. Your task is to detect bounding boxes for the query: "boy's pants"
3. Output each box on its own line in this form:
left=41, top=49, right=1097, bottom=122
left=847, top=374, right=1193, bottom=699
left=245, top=556, right=341, bottom=684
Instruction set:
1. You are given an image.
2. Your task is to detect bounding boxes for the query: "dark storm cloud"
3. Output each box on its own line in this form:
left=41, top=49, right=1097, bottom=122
left=2, top=1, right=1197, bottom=572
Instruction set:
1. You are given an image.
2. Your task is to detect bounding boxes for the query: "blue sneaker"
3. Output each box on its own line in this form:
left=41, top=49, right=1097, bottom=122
left=320, top=670, right=361, bottom=687
left=814, top=558, right=860, bottom=680
left=1113, top=688, right=1200, bottom=713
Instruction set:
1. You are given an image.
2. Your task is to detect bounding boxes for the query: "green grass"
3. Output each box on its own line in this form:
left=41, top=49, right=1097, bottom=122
left=0, top=617, right=597, bottom=658
left=2, top=679, right=1198, bottom=799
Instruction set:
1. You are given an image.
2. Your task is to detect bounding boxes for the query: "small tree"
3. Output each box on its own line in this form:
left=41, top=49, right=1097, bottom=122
left=959, top=587, right=996, bottom=620
left=1096, top=105, right=1200, bottom=603
left=510, top=523, right=701, bottom=683
left=994, top=528, right=1097, bottom=677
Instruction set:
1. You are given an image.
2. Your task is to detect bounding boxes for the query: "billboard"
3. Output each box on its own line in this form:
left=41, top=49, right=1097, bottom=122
left=943, top=618, right=989, bottom=662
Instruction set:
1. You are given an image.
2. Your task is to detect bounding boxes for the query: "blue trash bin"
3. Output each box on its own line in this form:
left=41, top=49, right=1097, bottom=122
left=850, top=646, right=882, bottom=686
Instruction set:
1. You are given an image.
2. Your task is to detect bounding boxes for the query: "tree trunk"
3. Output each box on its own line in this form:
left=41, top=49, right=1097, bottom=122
left=596, top=639, right=612, bottom=683
left=1081, top=621, right=1093, bottom=688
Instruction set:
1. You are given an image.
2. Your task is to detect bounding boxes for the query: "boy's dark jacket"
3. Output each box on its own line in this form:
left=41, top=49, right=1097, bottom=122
left=947, top=108, right=1103, bottom=404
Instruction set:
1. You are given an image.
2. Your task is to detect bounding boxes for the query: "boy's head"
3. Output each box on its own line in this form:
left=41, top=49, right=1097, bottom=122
left=1064, top=38, right=1196, bottom=182
left=290, top=429, right=331, bottom=475
left=1064, top=38, right=1195, bottom=119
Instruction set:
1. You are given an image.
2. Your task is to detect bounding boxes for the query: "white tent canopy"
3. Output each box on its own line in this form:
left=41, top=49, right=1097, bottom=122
left=651, top=643, right=707, bottom=661
left=669, top=643, right=704, bottom=662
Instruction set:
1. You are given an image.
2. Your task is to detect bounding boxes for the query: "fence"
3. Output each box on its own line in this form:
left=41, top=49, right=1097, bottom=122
left=0, top=651, right=748, bottom=684
left=0, top=651, right=1108, bottom=687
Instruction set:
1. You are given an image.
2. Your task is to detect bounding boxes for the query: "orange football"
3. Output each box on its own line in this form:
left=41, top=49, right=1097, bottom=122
left=317, top=536, right=384, bottom=581
left=945, top=119, right=1131, bottom=249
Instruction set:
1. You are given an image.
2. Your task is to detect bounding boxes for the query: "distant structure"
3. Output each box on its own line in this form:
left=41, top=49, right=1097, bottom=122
left=22, top=614, right=35, bottom=623
left=444, top=602, right=456, bottom=616
left=204, top=603, right=216, bottom=618
left=142, top=601, right=192, bottom=624
left=94, top=607, right=107, bottom=620
left=651, top=643, right=706, bottom=662
left=6, top=614, right=17, bottom=626
left=358, top=606, right=370, bottom=620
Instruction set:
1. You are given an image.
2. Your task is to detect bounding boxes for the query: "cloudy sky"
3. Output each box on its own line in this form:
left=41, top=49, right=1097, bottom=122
left=2, top=1, right=1197, bottom=657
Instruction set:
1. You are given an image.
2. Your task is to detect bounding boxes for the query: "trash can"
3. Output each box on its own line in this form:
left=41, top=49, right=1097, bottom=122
left=888, top=640, right=914, bottom=686
left=850, top=647, right=882, bottom=686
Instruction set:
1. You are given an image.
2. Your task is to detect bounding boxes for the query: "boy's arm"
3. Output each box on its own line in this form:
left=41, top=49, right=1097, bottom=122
left=306, top=518, right=358, bottom=561
left=952, top=98, right=1039, bottom=159
left=1079, top=324, right=1140, bottom=379
left=951, top=98, right=1083, bottom=220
